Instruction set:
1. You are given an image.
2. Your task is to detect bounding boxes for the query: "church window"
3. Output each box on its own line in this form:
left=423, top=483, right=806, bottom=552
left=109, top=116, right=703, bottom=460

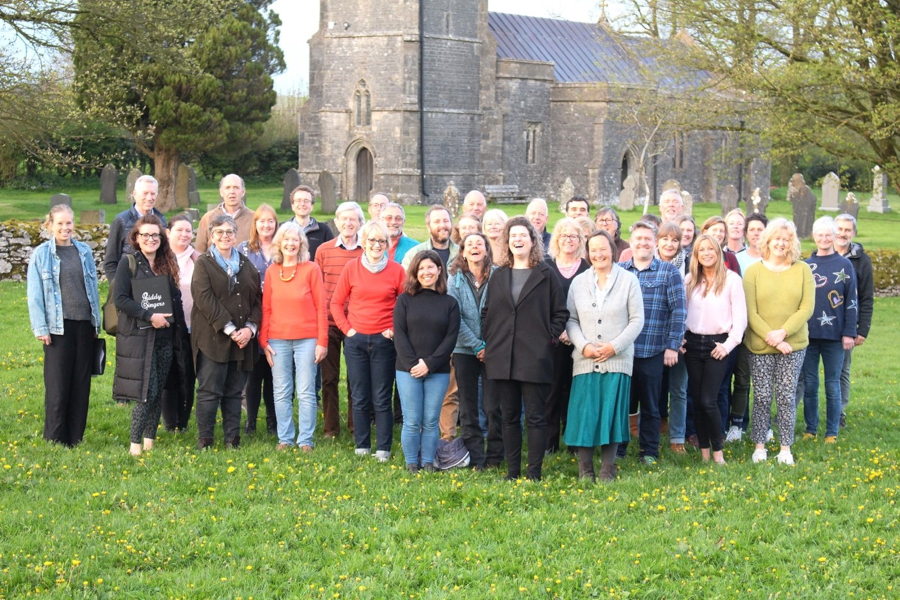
left=673, top=131, right=685, bottom=169
left=526, top=123, right=541, bottom=165
left=355, top=80, right=371, bottom=127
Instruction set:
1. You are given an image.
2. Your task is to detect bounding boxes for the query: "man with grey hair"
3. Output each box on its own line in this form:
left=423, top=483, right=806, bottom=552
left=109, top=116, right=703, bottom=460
left=658, top=188, right=685, bottom=223
left=315, top=201, right=366, bottom=438
left=103, top=175, right=167, bottom=280
left=382, top=202, right=419, bottom=263
left=462, top=190, right=487, bottom=219
left=833, top=213, right=874, bottom=428
left=196, top=174, right=255, bottom=252
left=525, top=197, right=551, bottom=251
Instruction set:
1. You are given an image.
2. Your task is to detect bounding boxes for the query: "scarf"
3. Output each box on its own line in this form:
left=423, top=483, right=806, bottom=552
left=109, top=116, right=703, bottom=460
left=361, top=252, right=388, bottom=274
left=210, top=245, right=241, bottom=278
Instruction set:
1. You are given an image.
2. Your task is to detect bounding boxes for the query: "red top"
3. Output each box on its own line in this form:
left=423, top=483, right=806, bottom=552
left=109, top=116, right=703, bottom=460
left=314, top=239, right=364, bottom=325
left=329, top=259, right=405, bottom=335
left=259, top=261, right=328, bottom=348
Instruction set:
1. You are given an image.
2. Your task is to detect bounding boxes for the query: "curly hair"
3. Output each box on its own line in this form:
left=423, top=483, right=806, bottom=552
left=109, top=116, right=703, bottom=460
left=500, top=216, right=544, bottom=268
left=129, top=214, right=179, bottom=284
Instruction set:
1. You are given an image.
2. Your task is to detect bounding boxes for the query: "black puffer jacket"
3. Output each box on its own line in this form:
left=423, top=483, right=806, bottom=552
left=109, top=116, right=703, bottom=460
left=845, top=242, right=874, bottom=339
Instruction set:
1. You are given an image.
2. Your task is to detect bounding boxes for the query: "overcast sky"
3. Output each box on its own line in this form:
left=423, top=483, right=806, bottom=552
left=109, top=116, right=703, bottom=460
left=270, top=1, right=616, bottom=94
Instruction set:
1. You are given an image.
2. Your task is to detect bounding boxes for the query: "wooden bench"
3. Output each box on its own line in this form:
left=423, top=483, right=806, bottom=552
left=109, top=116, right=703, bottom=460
left=485, top=184, right=526, bottom=204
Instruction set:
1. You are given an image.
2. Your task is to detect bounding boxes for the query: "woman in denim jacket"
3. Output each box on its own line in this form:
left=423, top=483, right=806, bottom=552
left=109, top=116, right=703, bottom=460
left=27, top=204, right=101, bottom=447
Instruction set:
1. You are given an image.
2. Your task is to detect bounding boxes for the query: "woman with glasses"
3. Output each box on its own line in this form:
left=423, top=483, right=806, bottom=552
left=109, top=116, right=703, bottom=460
left=238, top=204, right=279, bottom=436
left=191, top=215, right=262, bottom=450
left=545, top=218, right=589, bottom=453
left=330, top=221, right=405, bottom=462
left=594, top=207, right=629, bottom=255
left=112, top=215, right=185, bottom=456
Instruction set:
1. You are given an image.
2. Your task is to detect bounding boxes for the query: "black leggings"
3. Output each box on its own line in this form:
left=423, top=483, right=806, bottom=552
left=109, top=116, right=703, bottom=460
left=684, top=332, right=729, bottom=452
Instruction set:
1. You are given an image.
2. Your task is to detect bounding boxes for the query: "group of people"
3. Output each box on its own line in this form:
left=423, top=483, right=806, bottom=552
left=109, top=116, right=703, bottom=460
left=27, top=178, right=874, bottom=481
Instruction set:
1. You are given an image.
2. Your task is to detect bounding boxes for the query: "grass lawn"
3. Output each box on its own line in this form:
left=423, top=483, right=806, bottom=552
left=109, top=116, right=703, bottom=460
left=0, top=278, right=897, bottom=598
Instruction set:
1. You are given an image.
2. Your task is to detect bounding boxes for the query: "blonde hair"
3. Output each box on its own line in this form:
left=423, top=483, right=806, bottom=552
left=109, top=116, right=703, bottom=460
left=548, top=217, right=585, bottom=259
left=686, top=235, right=727, bottom=298
left=759, top=218, right=801, bottom=263
left=43, top=204, right=74, bottom=230
left=271, top=222, right=310, bottom=264
left=247, top=203, right=278, bottom=252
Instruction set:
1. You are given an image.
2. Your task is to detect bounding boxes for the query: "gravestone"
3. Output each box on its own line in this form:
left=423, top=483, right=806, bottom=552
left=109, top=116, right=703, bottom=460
left=839, top=192, right=860, bottom=219
left=720, top=185, right=739, bottom=215
left=681, top=190, right=693, bottom=216
left=185, top=208, right=201, bottom=223
left=186, top=165, right=200, bottom=206
left=80, top=210, right=105, bottom=224
left=100, top=164, right=118, bottom=205
left=318, top=171, right=337, bottom=214
left=174, top=163, right=191, bottom=209
left=557, top=177, right=575, bottom=213
left=867, top=166, right=891, bottom=213
left=617, top=175, right=636, bottom=210
left=821, top=172, right=840, bottom=211
left=50, top=193, right=72, bottom=208
left=748, top=187, right=768, bottom=215
left=661, top=178, right=682, bottom=193
left=125, top=168, right=142, bottom=201
left=282, top=168, right=301, bottom=210
left=442, top=181, right=460, bottom=218
left=792, top=184, right=817, bottom=238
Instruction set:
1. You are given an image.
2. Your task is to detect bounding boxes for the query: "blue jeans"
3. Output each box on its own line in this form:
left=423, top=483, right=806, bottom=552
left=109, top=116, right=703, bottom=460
left=396, top=371, right=449, bottom=466
left=802, top=339, right=844, bottom=437
left=343, top=332, right=396, bottom=452
left=270, top=338, right=318, bottom=447
left=840, top=347, right=853, bottom=414
left=666, top=359, right=688, bottom=444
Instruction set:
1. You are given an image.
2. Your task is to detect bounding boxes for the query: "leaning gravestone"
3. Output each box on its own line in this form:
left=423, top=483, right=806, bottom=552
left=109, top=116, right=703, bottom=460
left=840, top=192, right=860, bottom=219
left=557, top=177, right=575, bottom=214
left=174, top=163, right=191, bottom=209
left=80, top=210, right=105, bottom=224
left=867, top=166, right=891, bottom=213
left=618, top=175, right=636, bottom=211
left=125, top=168, right=142, bottom=201
left=100, top=164, right=118, bottom=205
left=50, top=193, right=72, bottom=208
left=443, top=181, right=460, bottom=218
left=282, top=168, right=301, bottom=211
left=821, top=172, right=840, bottom=211
left=318, top=170, right=337, bottom=214
left=720, top=185, right=739, bottom=215
left=793, top=185, right=817, bottom=238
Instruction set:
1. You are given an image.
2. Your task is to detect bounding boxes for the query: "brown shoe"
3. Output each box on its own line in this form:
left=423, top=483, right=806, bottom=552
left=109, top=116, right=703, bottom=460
left=275, top=443, right=292, bottom=451
left=670, top=443, right=686, bottom=454
left=300, top=445, right=313, bottom=452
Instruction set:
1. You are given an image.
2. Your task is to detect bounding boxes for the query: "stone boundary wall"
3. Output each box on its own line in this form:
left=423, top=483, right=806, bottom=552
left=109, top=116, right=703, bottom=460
left=0, top=221, right=110, bottom=282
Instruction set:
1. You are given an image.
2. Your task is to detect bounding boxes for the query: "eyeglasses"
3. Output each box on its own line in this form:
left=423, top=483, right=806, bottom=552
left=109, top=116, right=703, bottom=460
left=558, top=234, right=580, bottom=240
left=596, top=218, right=615, bottom=225
left=138, top=233, right=161, bottom=241
left=367, top=238, right=387, bottom=246
left=212, top=229, right=236, bottom=238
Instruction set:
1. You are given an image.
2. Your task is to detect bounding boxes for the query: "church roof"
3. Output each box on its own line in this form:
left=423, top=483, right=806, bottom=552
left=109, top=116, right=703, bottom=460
left=488, top=12, right=703, bottom=88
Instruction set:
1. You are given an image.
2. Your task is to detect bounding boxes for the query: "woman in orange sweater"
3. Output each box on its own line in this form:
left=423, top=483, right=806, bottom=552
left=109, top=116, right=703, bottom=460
left=259, top=222, right=328, bottom=451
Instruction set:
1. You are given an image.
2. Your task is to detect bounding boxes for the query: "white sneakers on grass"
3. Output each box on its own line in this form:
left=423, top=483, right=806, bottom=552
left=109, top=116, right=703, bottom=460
left=725, top=426, right=743, bottom=443
left=776, top=449, right=795, bottom=465
left=355, top=448, right=370, bottom=456
left=751, top=448, right=767, bottom=463
left=374, top=450, right=391, bottom=462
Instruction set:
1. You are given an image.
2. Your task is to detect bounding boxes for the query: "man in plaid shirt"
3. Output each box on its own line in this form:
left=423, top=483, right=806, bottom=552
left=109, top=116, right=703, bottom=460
left=618, top=221, right=686, bottom=464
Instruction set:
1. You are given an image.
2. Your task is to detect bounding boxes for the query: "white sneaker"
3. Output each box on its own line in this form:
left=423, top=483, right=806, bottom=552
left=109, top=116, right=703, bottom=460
left=725, top=426, right=743, bottom=443
left=354, top=447, right=370, bottom=456
left=374, top=450, right=391, bottom=462
left=766, top=429, right=775, bottom=442
left=751, top=448, right=767, bottom=463
left=776, top=450, right=795, bottom=465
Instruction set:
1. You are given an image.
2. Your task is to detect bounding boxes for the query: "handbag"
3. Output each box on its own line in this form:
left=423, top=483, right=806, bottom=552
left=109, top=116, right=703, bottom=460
left=92, top=337, right=107, bottom=376
left=102, top=254, right=137, bottom=336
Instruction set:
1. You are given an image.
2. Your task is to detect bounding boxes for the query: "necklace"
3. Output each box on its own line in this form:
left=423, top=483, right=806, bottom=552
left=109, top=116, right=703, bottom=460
left=279, top=264, right=297, bottom=282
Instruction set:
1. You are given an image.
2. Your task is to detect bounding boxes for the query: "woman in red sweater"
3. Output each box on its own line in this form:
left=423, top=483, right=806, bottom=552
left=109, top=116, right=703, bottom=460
left=259, top=222, right=328, bottom=451
left=330, top=221, right=406, bottom=461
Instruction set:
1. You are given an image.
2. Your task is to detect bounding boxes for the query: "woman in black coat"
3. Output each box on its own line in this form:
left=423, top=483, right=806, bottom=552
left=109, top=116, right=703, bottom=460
left=483, top=216, right=568, bottom=481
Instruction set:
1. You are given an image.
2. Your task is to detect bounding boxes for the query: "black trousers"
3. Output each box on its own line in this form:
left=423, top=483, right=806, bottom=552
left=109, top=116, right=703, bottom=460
left=546, top=343, right=574, bottom=452
left=453, top=353, right=503, bottom=468
left=684, top=333, right=729, bottom=452
left=195, top=351, right=248, bottom=444
left=43, top=319, right=94, bottom=447
left=489, top=378, right=549, bottom=480
left=619, top=352, right=665, bottom=459
left=244, top=354, right=275, bottom=433
left=161, top=327, right=195, bottom=431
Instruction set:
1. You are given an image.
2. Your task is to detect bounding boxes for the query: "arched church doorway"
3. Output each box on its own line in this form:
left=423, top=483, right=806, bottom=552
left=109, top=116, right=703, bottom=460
left=355, top=147, right=373, bottom=204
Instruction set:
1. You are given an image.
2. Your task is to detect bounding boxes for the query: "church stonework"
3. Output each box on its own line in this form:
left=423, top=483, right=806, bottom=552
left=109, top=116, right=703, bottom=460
left=298, top=1, right=770, bottom=207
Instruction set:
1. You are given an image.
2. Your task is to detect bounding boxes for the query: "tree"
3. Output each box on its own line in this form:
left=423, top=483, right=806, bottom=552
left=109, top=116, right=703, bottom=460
left=618, top=0, right=900, bottom=188
left=72, top=0, right=284, bottom=211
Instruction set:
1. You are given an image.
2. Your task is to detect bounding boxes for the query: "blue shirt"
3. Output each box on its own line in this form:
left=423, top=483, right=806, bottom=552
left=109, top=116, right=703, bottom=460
left=619, top=257, right=686, bottom=358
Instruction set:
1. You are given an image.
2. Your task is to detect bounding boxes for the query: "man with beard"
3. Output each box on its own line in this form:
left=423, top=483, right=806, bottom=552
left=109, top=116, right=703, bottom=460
left=658, top=189, right=686, bottom=224
left=382, top=202, right=419, bottom=264
left=403, top=205, right=458, bottom=269
left=195, top=174, right=255, bottom=252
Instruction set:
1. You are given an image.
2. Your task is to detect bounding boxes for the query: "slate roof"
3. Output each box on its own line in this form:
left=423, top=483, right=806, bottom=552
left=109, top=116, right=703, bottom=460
left=488, top=12, right=705, bottom=89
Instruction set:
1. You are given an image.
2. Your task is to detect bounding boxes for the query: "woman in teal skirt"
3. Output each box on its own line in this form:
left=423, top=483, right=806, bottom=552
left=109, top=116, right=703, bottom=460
left=564, top=230, right=644, bottom=481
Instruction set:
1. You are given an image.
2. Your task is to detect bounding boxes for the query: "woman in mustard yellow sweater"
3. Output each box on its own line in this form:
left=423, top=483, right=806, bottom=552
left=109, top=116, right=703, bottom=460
left=742, top=218, right=814, bottom=465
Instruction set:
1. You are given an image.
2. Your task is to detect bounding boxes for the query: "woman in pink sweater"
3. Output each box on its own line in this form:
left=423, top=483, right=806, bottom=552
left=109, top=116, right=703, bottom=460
left=683, top=235, right=747, bottom=464
left=259, top=222, right=328, bottom=451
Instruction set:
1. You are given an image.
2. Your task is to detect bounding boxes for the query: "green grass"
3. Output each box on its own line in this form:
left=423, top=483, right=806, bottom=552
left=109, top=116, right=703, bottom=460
left=0, top=279, right=897, bottom=598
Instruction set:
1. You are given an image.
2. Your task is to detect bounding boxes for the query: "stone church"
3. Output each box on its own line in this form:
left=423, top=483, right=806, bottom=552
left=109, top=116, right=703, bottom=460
left=297, top=0, right=769, bottom=206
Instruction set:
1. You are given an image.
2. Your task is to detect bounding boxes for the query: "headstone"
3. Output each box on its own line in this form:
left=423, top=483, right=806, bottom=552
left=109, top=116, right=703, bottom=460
left=80, top=210, right=105, bottom=224
left=557, top=177, right=575, bottom=213
left=720, top=185, right=739, bottom=215
left=681, top=191, right=693, bottom=216
left=792, top=185, right=817, bottom=238
left=867, top=165, right=891, bottom=213
left=100, top=164, right=118, bottom=205
left=318, top=171, right=337, bottom=214
left=839, top=192, right=859, bottom=219
left=821, top=172, right=840, bottom=211
left=787, top=173, right=806, bottom=203
left=617, top=175, right=636, bottom=211
left=748, top=187, right=768, bottom=215
left=125, top=168, right=142, bottom=201
left=186, top=165, right=200, bottom=207
left=661, top=178, right=682, bottom=193
left=282, top=168, right=301, bottom=211
left=442, top=181, right=460, bottom=218
left=174, top=163, right=191, bottom=209
left=50, top=193, right=72, bottom=208
left=185, top=208, right=201, bottom=223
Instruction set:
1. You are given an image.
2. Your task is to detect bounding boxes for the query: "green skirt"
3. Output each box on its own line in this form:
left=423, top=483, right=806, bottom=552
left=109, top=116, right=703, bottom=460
left=564, top=371, right=631, bottom=447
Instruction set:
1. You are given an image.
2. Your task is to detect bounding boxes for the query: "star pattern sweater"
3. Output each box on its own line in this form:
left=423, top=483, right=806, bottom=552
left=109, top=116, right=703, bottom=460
left=805, top=252, right=858, bottom=341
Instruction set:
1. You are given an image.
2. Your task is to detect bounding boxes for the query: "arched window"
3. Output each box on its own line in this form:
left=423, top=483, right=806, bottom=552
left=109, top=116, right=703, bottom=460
left=525, top=123, right=540, bottom=164
left=355, top=80, right=371, bottom=127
